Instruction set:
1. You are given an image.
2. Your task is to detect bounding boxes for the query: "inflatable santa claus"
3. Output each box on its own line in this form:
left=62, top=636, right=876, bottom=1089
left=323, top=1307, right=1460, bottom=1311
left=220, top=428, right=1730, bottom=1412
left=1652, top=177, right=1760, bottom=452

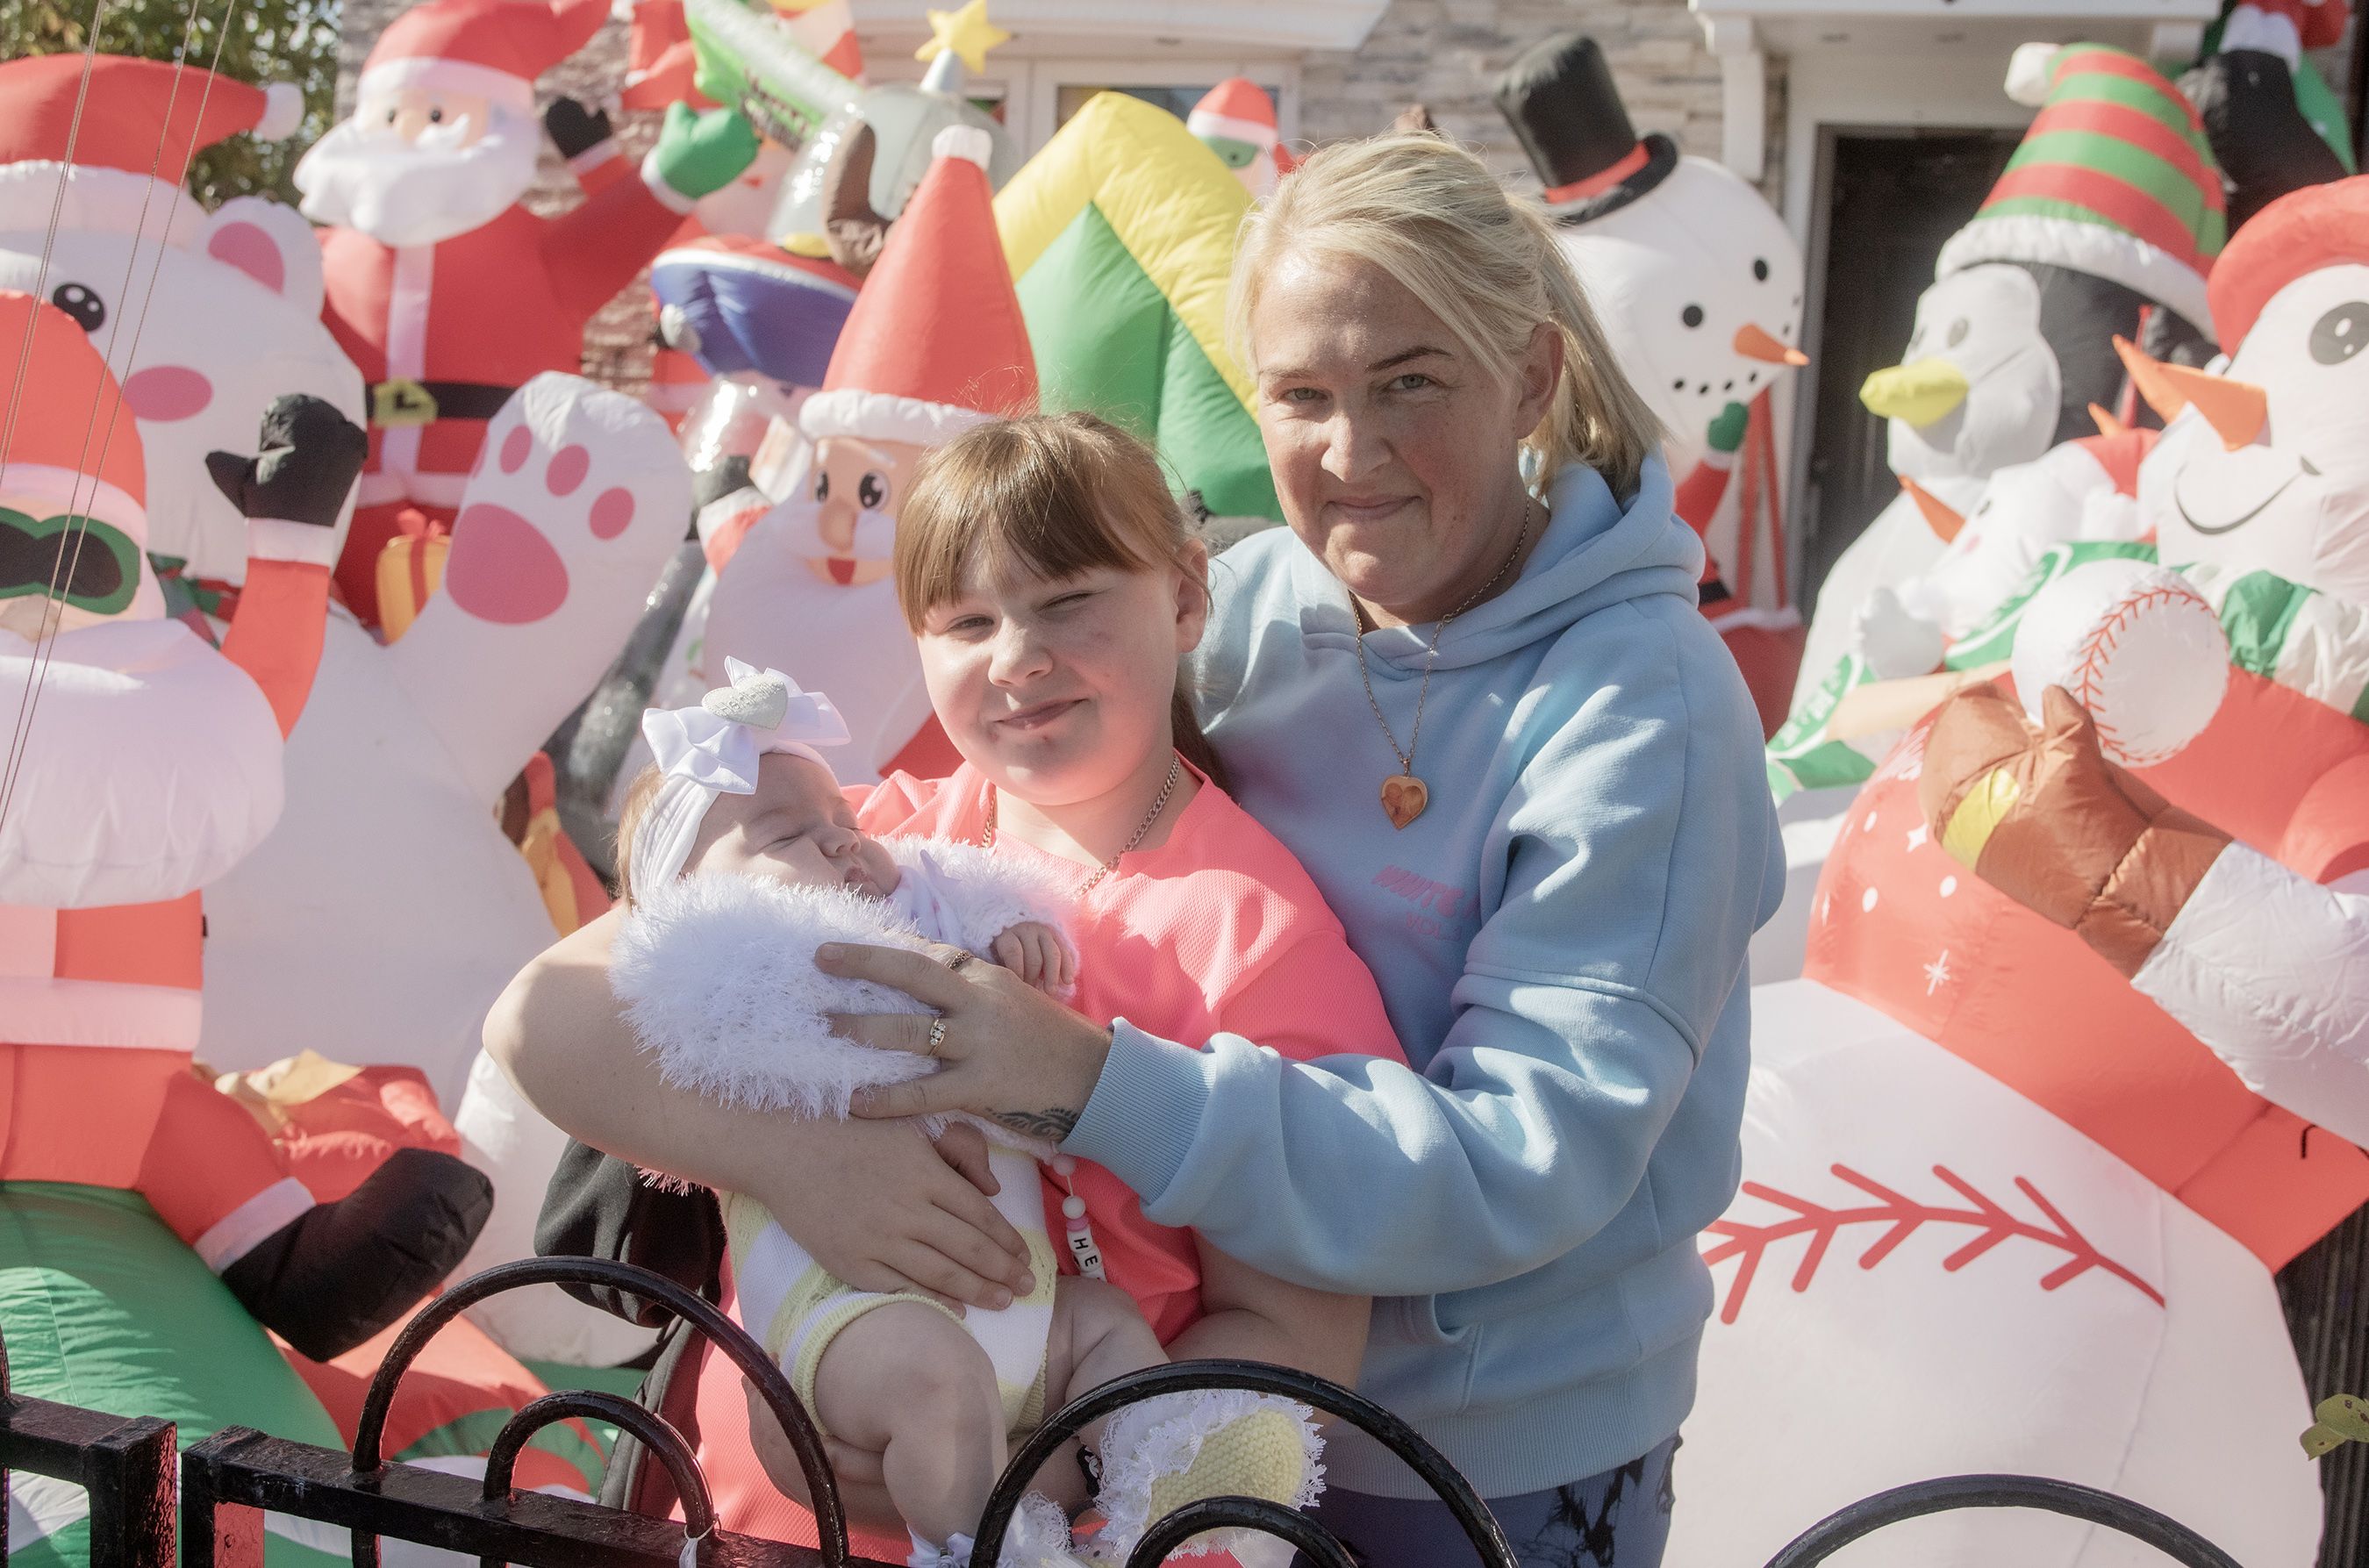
left=0, top=290, right=489, bottom=1366
left=1670, top=174, right=2369, bottom=1568
left=701, top=124, right=1032, bottom=781
left=1495, top=33, right=1809, bottom=727
left=295, top=0, right=757, bottom=626
left=0, top=57, right=367, bottom=596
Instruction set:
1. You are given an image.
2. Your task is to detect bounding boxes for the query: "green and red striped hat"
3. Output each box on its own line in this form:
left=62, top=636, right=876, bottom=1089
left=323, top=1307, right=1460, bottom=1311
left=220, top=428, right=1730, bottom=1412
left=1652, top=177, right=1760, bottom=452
left=1937, top=42, right=2226, bottom=337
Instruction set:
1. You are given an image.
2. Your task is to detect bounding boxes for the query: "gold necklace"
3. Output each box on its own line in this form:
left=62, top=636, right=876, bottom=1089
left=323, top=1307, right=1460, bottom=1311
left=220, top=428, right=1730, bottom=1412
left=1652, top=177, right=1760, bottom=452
left=981, top=751, right=1182, bottom=893
left=1354, top=498, right=1537, bottom=830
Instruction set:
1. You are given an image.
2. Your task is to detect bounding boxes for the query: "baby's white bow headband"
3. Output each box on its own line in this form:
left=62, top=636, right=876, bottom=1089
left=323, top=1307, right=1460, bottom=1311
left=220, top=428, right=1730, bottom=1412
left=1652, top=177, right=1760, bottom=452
left=629, top=659, right=850, bottom=902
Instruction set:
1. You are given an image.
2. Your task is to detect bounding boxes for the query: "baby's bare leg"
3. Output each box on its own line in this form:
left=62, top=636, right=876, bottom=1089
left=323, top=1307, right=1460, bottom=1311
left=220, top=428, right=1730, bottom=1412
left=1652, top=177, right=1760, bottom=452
left=812, top=1301, right=1008, bottom=1550
left=1027, top=1276, right=1170, bottom=1512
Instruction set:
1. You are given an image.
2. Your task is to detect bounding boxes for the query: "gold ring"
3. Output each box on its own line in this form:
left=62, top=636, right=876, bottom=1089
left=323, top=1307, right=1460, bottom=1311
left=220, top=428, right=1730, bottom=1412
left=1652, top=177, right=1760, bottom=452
left=944, top=950, right=974, bottom=973
left=926, top=1017, right=948, bottom=1058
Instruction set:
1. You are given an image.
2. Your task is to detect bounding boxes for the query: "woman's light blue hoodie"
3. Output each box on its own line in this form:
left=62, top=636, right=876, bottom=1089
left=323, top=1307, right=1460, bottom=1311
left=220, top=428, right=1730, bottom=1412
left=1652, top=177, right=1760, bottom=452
left=1061, top=455, right=1785, bottom=1499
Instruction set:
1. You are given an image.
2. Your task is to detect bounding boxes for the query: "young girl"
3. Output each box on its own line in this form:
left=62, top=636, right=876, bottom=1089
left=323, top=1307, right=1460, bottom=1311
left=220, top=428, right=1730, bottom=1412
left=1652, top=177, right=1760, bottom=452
left=487, top=412, right=1406, bottom=1566
left=605, top=664, right=1322, bottom=1568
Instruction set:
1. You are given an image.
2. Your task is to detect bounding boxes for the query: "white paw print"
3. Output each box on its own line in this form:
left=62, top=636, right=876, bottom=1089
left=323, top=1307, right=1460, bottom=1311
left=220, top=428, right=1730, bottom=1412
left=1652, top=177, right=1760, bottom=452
left=443, top=372, right=686, bottom=626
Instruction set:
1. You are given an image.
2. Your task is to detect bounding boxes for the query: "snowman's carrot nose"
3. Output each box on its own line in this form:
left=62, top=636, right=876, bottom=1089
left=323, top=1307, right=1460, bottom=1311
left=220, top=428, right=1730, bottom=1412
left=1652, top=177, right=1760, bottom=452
left=1733, top=323, right=1808, bottom=366
left=2112, top=335, right=2187, bottom=424
left=1900, top=476, right=1966, bottom=543
left=2154, top=362, right=2269, bottom=451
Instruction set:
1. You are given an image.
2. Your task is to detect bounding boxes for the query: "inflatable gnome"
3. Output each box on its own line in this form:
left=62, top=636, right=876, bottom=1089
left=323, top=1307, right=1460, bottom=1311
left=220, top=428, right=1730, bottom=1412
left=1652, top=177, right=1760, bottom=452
left=1797, top=42, right=2226, bottom=715
left=0, top=57, right=367, bottom=597
left=0, top=294, right=491, bottom=1374
left=294, top=0, right=758, bottom=627
left=1188, top=78, right=1294, bottom=201
left=700, top=125, right=1033, bottom=782
left=2186, top=0, right=2353, bottom=231
left=1669, top=175, right=2369, bottom=1568
left=1495, top=33, right=1810, bottom=726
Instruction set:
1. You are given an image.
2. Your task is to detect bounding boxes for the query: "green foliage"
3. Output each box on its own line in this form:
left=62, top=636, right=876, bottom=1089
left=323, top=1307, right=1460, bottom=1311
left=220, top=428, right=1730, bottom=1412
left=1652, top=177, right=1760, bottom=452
left=0, top=0, right=340, bottom=206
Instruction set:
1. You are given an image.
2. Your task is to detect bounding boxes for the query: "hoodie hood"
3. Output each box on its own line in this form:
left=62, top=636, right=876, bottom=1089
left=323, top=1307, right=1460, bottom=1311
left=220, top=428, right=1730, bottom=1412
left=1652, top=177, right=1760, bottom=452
left=1289, top=455, right=1700, bottom=675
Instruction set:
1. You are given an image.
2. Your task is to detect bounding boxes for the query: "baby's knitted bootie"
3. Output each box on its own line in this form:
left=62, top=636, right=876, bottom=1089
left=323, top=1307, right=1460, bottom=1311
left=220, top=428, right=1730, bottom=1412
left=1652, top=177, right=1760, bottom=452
left=1085, top=1390, right=1325, bottom=1563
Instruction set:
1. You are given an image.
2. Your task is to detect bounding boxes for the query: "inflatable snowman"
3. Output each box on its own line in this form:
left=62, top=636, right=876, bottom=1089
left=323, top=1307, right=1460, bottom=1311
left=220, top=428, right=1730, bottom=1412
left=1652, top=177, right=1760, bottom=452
left=1670, top=175, right=2369, bottom=1568
left=0, top=57, right=365, bottom=590
left=1495, top=32, right=1808, bottom=724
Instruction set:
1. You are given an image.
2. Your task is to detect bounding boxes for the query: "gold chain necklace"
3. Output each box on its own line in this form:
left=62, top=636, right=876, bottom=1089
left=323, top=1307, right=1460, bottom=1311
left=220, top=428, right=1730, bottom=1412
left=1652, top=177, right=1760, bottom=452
left=1355, top=498, right=1537, bottom=830
left=981, top=750, right=1182, bottom=894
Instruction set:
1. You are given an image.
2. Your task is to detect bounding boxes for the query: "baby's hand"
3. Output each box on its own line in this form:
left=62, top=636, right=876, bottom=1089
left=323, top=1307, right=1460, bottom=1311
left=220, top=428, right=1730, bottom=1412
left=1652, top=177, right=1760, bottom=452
left=990, top=921, right=1075, bottom=993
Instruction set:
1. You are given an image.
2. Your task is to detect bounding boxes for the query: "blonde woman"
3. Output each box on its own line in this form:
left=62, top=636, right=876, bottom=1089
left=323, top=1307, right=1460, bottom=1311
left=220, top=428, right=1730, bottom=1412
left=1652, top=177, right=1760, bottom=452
left=495, top=133, right=1781, bottom=1567
left=813, top=132, right=1785, bottom=1565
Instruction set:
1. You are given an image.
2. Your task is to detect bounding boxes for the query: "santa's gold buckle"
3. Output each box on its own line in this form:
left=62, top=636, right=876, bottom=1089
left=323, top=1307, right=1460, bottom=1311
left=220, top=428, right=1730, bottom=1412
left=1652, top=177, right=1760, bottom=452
left=371, top=378, right=439, bottom=428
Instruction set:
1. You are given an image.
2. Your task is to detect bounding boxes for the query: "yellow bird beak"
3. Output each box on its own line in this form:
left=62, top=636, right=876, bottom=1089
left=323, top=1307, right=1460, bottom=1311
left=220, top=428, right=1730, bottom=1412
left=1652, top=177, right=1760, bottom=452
left=1861, top=357, right=1971, bottom=428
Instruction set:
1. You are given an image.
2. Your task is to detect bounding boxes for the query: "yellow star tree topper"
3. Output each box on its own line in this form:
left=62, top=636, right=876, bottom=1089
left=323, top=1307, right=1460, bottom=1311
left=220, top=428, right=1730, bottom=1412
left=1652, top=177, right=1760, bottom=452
left=917, top=0, right=1010, bottom=74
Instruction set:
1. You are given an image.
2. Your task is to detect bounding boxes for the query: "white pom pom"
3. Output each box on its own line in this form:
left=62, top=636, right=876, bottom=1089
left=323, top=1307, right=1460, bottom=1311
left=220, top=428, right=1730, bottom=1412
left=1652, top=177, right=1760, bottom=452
left=257, top=82, right=304, bottom=141
left=931, top=124, right=993, bottom=169
left=2005, top=41, right=2062, bottom=107
left=2011, top=559, right=2229, bottom=767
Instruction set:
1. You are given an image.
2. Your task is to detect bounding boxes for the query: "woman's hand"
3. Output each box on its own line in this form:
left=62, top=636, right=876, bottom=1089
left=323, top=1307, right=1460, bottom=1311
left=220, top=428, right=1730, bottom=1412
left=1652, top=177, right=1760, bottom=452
left=742, top=1116, right=1034, bottom=1308
left=819, top=940, right=1113, bottom=1142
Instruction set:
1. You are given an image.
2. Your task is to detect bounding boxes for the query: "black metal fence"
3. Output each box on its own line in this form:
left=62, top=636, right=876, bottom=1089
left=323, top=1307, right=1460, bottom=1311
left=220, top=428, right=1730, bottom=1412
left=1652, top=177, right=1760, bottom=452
left=0, top=1258, right=2255, bottom=1568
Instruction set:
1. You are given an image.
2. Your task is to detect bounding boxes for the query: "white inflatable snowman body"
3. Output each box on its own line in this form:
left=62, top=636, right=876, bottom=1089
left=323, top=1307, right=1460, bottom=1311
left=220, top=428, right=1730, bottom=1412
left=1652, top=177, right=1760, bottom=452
left=1672, top=175, right=2369, bottom=1568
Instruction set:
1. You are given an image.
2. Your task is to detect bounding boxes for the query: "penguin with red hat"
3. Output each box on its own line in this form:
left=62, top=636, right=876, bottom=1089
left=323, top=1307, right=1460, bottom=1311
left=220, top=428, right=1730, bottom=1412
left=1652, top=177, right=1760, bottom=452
left=0, top=290, right=494, bottom=1371
left=295, top=0, right=759, bottom=628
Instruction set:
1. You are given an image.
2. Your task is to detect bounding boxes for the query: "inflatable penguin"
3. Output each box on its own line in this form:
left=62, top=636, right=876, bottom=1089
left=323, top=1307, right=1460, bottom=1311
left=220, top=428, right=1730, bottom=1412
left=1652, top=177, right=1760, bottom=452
left=1800, top=43, right=2229, bottom=716
left=1495, top=33, right=1809, bottom=725
left=1677, top=173, right=2369, bottom=1568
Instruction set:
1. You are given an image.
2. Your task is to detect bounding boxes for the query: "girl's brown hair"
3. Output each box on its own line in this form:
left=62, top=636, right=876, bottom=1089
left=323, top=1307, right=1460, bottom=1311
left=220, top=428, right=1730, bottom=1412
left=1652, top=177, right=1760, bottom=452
left=893, top=412, right=1227, bottom=789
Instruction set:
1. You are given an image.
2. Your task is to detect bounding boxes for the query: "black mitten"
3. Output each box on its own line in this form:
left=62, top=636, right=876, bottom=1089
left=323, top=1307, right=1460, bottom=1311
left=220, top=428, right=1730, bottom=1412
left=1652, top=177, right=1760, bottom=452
left=205, top=393, right=368, bottom=528
left=545, top=97, right=615, bottom=161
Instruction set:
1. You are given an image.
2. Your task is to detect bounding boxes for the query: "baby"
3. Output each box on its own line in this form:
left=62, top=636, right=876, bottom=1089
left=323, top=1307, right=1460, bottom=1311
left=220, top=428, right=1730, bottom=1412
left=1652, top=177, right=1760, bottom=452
left=608, top=662, right=1320, bottom=1568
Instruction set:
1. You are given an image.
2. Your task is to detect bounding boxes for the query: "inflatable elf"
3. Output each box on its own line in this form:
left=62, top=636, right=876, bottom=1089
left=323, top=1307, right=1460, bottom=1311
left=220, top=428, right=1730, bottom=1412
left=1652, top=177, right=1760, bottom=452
left=295, top=0, right=758, bottom=626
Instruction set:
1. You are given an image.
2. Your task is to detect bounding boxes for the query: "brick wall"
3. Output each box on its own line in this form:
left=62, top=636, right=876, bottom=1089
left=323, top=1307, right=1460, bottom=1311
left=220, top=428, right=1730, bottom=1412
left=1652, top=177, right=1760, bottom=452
left=1298, top=0, right=1733, bottom=193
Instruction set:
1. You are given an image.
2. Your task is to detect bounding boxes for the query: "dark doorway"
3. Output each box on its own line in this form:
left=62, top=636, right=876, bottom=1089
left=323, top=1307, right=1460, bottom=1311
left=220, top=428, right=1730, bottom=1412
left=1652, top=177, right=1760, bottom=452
left=1799, top=128, right=2019, bottom=612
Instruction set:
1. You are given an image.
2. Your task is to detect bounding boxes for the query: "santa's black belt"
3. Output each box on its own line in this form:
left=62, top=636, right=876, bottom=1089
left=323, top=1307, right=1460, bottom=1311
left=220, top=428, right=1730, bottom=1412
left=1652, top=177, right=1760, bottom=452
left=368, top=378, right=516, bottom=428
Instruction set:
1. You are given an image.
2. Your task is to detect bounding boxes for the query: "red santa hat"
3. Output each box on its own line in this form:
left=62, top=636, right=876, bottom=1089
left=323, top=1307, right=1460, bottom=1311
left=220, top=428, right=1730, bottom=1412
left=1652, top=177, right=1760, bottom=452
left=2207, top=173, right=2369, bottom=350
left=800, top=125, right=1035, bottom=449
left=0, top=56, right=302, bottom=242
left=1188, top=78, right=1294, bottom=173
left=359, top=0, right=609, bottom=117
left=0, top=290, right=147, bottom=546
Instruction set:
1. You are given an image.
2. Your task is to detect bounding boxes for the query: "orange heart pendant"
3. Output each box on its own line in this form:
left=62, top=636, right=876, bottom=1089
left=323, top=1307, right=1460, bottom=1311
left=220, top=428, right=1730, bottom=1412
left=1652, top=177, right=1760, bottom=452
left=1380, top=773, right=1428, bottom=830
